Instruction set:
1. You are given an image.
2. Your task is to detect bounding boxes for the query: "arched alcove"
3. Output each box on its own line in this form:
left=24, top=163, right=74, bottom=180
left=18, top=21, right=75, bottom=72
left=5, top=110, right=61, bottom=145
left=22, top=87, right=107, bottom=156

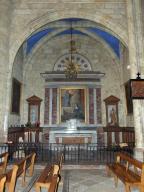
left=8, top=16, right=130, bottom=130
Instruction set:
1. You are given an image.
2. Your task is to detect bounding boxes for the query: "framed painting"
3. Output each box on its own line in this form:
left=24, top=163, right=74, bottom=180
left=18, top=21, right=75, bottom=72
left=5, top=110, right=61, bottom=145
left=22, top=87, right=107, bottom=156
left=60, top=88, right=86, bottom=123
left=11, top=78, right=21, bottom=114
left=107, top=104, right=118, bottom=126
left=104, top=95, right=120, bottom=126
left=125, top=80, right=133, bottom=114
left=130, top=79, right=144, bottom=99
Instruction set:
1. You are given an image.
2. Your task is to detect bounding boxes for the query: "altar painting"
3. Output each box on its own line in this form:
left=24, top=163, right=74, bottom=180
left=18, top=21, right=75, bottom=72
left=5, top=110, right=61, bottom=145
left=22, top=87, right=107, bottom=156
left=60, top=88, right=86, bottom=123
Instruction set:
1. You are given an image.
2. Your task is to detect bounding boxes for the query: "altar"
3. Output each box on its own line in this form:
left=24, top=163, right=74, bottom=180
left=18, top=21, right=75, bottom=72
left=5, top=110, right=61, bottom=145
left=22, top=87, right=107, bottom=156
left=49, top=129, right=97, bottom=144
left=41, top=71, right=104, bottom=144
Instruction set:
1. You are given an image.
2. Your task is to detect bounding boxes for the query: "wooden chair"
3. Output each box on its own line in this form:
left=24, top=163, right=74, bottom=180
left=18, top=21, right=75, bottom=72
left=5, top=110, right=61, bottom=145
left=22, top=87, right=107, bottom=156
left=0, top=152, right=9, bottom=174
left=0, top=174, right=6, bottom=192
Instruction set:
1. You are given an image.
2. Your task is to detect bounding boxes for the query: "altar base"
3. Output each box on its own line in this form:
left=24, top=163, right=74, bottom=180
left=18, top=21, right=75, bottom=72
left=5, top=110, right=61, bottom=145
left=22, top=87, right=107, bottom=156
left=49, top=130, right=97, bottom=144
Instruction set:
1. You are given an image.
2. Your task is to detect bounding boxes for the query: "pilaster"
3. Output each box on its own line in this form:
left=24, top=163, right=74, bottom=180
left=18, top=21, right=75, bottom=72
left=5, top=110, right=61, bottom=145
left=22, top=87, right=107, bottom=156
left=0, top=0, right=12, bottom=142
left=126, top=0, right=144, bottom=160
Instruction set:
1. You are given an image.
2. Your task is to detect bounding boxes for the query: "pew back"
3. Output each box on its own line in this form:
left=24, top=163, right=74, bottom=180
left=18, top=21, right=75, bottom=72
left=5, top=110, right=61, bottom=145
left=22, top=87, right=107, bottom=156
left=0, top=152, right=9, bottom=173
left=106, top=152, right=144, bottom=192
left=0, top=174, right=6, bottom=192
left=35, top=164, right=60, bottom=192
left=6, top=159, right=26, bottom=192
left=25, top=152, right=36, bottom=176
left=48, top=175, right=60, bottom=192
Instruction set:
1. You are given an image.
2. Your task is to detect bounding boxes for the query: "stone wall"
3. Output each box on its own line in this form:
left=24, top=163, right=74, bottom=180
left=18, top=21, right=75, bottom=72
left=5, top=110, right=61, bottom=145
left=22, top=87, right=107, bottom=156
left=0, top=0, right=135, bottom=141
left=0, top=0, right=12, bottom=141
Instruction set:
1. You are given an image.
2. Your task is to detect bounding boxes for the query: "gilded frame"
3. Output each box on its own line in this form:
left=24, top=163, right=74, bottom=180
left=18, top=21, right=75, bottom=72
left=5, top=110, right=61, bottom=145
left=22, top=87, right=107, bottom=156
left=60, top=87, right=86, bottom=123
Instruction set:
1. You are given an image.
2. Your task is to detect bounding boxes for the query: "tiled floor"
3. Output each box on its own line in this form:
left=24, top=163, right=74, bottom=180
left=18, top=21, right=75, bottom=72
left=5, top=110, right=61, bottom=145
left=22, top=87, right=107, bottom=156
left=6, top=165, right=139, bottom=192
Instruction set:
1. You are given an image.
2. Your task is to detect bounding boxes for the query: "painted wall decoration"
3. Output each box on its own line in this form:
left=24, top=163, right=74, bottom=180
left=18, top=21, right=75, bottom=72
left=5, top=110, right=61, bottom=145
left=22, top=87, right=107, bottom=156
left=60, top=88, right=86, bottom=123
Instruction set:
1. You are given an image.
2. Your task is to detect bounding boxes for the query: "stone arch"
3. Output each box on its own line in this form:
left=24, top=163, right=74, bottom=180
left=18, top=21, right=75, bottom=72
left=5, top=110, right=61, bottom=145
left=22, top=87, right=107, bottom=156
left=10, top=9, right=128, bottom=75
left=8, top=10, right=128, bottom=124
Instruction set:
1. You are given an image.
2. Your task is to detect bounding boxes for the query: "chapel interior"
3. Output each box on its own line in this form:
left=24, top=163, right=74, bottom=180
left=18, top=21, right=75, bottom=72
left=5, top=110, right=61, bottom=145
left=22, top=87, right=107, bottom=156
left=0, top=0, right=144, bottom=192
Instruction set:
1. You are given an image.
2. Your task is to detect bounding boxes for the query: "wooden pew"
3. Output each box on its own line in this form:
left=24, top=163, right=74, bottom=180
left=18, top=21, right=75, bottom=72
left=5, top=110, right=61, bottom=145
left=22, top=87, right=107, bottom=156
left=35, top=164, right=59, bottom=192
left=25, top=152, right=36, bottom=176
left=0, top=174, right=6, bottom=192
left=6, top=159, right=26, bottom=192
left=58, top=153, right=63, bottom=174
left=48, top=174, right=60, bottom=192
left=106, top=152, right=144, bottom=192
left=0, top=152, right=9, bottom=174
left=57, top=153, right=63, bottom=182
left=5, top=152, right=36, bottom=192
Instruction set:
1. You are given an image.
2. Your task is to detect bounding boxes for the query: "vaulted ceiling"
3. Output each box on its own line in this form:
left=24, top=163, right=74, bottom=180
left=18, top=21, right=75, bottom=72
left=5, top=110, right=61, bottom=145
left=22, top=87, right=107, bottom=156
left=26, top=18, right=120, bottom=58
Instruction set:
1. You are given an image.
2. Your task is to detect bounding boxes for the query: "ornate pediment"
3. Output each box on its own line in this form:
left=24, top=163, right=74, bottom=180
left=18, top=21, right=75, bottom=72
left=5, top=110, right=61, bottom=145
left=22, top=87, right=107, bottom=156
left=26, top=95, right=42, bottom=104
left=104, top=95, right=120, bottom=104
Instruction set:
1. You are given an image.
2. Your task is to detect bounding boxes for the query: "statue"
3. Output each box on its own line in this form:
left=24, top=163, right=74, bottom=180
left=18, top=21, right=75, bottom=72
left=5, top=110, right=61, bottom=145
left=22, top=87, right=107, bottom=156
left=109, top=107, right=117, bottom=125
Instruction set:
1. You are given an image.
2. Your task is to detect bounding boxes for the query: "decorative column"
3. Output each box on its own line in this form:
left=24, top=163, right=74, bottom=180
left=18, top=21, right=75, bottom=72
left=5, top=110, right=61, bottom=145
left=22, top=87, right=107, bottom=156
left=88, top=88, right=102, bottom=125
left=127, top=0, right=144, bottom=160
left=89, top=88, right=94, bottom=124
left=0, top=0, right=11, bottom=142
left=96, top=88, right=102, bottom=124
left=52, top=88, right=58, bottom=124
left=44, top=88, right=50, bottom=124
left=44, top=88, right=58, bottom=125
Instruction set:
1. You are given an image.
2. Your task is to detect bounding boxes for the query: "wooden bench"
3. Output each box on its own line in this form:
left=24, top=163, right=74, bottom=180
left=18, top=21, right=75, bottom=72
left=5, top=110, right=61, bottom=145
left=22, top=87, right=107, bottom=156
left=58, top=153, right=63, bottom=173
left=25, top=152, right=36, bottom=177
left=35, top=164, right=60, bottom=192
left=0, top=152, right=9, bottom=174
left=57, top=153, right=63, bottom=182
left=106, top=152, right=144, bottom=192
left=48, top=174, right=60, bottom=192
left=6, top=159, right=26, bottom=192
left=5, top=152, right=36, bottom=192
left=0, top=174, right=6, bottom=192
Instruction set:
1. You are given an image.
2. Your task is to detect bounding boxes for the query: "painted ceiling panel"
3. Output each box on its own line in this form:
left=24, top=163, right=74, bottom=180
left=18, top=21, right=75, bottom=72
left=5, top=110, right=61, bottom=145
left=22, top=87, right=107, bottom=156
left=55, top=29, right=86, bottom=36
left=87, top=27, right=120, bottom=57
left=26, top=18, right=120, bottom=58
left=26, top=28, right=55, bottom=54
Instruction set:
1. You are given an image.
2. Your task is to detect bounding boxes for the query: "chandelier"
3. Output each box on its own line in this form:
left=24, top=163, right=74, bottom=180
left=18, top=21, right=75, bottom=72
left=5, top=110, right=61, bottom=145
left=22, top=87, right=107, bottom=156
left=65, top=22, right=80, bottom=79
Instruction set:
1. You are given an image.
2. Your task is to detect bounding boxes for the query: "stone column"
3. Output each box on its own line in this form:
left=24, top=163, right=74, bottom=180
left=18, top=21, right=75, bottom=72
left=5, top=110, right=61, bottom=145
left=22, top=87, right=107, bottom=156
left=0, top=0, right=12, bottom=142
left=126, top=0, right=144, bottom=160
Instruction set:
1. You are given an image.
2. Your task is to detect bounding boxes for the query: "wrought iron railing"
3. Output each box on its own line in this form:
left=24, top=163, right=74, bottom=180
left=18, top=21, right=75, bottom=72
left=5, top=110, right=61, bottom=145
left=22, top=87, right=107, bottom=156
left=0, top=143, right=134, bottom=165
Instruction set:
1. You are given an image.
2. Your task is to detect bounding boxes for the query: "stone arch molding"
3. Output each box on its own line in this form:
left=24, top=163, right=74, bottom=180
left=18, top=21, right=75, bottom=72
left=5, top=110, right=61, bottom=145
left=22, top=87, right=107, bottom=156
left=10, top=9, right=128, bottom=73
